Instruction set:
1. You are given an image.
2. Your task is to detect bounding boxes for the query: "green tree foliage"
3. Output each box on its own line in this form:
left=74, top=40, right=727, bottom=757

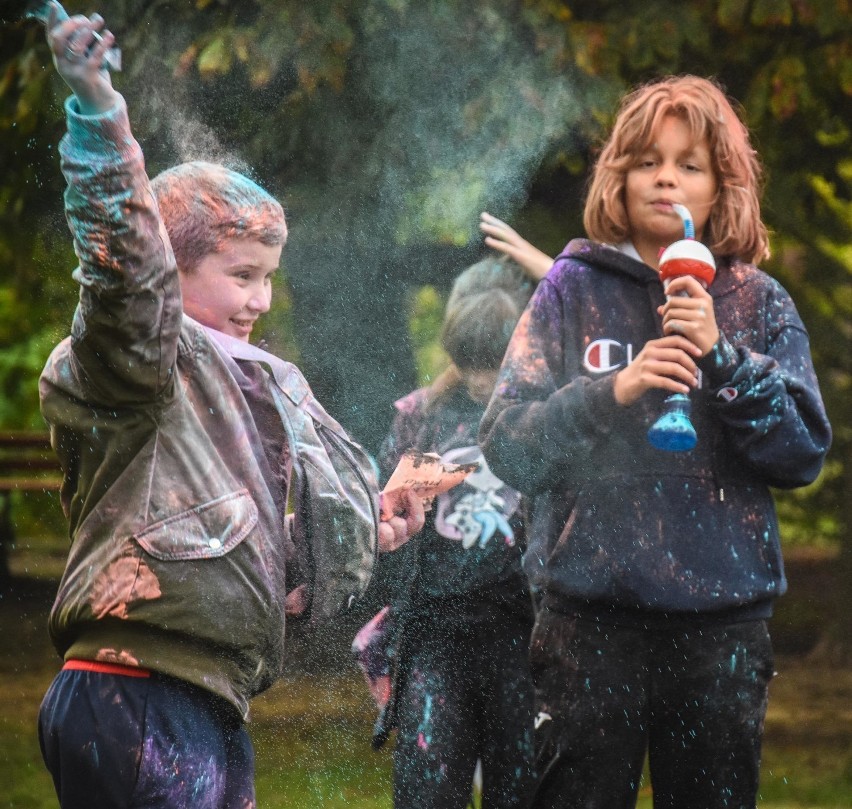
left=0, top=1, right=849, bottom=646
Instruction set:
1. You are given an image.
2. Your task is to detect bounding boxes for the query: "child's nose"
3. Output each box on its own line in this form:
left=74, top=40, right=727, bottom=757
left=249, top=284, right=271, bottom=313
left=654, top=161, right=677, bottom=186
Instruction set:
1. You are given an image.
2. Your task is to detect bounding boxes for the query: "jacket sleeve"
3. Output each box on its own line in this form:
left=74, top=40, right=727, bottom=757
left=371, top=395, right=426, bottom=605
left=698, top=281, right=831, bottom=489
left=59, top=94, right=181, bottom=407
left=479, top=277, right=622, bottom=496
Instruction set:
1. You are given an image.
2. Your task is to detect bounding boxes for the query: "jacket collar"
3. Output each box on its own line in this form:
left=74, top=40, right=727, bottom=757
left=190, top=318, right=309, bottom=406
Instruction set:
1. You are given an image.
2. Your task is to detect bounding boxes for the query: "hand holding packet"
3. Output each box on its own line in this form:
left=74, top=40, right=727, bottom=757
left=25, top=0, right=123, bottom=71
left=380, top=449, right=478, bottom=521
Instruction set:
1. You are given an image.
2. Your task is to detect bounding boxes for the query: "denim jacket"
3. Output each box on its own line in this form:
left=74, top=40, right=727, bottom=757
left=39, top=95, right=377, bottom=719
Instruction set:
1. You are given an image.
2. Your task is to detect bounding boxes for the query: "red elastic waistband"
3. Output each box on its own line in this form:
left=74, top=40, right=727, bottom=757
left=63, top=659, right=151, bottom=678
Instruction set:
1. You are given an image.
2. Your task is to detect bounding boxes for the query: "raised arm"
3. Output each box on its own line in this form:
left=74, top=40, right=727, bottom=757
left=45, top=6, right=181, bottom=406
left=479, top=211, right=554, bottom=281
left=46, top=4, right=117, bottom=116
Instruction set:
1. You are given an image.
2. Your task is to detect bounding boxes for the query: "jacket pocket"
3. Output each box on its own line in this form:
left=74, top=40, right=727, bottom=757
left=133, top=490, right=258, bottom=561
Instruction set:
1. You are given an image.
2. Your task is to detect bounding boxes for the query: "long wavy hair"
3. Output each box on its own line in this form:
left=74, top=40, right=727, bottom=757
left=584, top=76, right=770, bottom=264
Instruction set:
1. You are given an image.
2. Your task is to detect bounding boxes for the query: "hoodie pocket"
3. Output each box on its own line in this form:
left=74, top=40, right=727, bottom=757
left=549, top=476, right=783, bottom=611
left=133, top=489, right=258, bottom=561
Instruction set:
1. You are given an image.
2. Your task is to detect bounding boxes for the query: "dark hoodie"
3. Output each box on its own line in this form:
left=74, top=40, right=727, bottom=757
left=479, top=239, right=831, bottom=624
left=377, top=385, right=532, bottom=624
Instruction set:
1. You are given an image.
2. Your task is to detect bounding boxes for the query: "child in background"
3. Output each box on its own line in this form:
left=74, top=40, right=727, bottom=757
left=37, top=9, right=423, bottom=808
left=480, top=76, right=831, bottom=808
left=375, top=255, right=538, bottom=809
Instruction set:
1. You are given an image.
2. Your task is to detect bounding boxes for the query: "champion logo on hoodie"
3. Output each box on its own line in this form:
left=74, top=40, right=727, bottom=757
left=583, top=339, right=635, bottom=373
left=584, top=337, right=703, bottom=387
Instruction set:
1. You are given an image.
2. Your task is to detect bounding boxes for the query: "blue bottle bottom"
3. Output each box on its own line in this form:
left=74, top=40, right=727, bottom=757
left=647, top=394, right=697, bottom=452
left=647, top=415, right=697, bottom=451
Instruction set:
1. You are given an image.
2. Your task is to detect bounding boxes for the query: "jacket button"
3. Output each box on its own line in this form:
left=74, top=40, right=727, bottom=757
left=209, top=538, right=222, bottom=550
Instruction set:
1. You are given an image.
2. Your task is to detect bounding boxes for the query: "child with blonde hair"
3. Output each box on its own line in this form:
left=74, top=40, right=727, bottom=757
left=480, top=75, right=831, bottom=808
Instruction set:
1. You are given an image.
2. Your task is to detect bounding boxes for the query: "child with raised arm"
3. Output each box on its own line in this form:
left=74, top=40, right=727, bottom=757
left=37, top=7, right=423, bottom=808
left=479, top=76, right=831, bottom=809
left=374, top=255, right=537, bottom=809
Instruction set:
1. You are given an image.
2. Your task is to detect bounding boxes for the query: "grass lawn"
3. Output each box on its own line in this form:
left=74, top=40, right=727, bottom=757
left=2, top=554, right=851, bottom=808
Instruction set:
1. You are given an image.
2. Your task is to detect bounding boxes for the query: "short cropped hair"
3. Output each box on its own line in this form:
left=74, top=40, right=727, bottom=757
left=584, top=76, right=770, bottom=264
left=150, top=161, right=287, bottom=274
left=441, top=256, right=533, bottom=372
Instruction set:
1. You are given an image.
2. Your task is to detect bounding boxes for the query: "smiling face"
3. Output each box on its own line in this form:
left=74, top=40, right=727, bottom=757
left=179, top=238, right=282, bottom=341
left=625, top=115, right=718, bottom=269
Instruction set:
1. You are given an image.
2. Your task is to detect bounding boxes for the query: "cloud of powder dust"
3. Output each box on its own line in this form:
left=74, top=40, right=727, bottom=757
left=266, top=3, right=593, bottom=447
left=139, top=85, right=252, bottom=178
left=360, top=3, right=583, bottom=246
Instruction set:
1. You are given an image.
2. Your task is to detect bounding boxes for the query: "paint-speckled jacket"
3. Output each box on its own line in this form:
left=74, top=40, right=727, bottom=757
left=39, top=96, right=378, bottom=719
left=479, top=239, right=831, bottom=620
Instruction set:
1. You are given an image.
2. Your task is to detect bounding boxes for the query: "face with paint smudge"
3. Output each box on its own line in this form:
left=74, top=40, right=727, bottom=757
left=180, top=238, right=281, bottom=341
left=625, top=115, right=718, bottom=269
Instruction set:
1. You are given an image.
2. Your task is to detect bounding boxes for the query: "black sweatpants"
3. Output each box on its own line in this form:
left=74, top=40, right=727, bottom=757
left=393, top=613, right=536, bottom=809
left=529, top=609, right=775, bottom=809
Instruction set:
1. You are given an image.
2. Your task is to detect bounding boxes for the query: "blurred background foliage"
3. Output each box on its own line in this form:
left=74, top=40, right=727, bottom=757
left=0, top=0, right=850, bottom=653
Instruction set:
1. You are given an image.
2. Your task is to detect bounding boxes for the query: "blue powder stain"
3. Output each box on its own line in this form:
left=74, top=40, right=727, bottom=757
left=417, top=693, right=434, bottom=744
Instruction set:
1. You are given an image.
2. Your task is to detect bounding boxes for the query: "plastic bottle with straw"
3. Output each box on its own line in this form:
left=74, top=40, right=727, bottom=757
left=647, top=205, right=716, bottom=452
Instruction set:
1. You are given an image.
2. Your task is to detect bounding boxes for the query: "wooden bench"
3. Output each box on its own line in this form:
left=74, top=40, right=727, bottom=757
left=0, top=431, right=62, bottom=582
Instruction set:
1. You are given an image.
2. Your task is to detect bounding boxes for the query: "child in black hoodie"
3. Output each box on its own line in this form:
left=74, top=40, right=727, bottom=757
left=480, top=75, right=831, bottom=809
left=376, top=256, right=538, bottom=809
